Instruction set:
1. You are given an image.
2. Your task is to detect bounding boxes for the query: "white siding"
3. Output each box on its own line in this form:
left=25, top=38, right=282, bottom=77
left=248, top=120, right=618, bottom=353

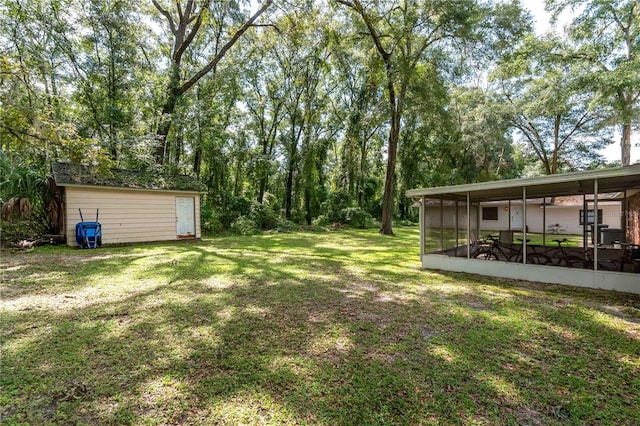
left=423, top=202, right=623, bottom=235
left=65, top=186, right=201, bottom=246
left=538, top=204, right=622, bottom=234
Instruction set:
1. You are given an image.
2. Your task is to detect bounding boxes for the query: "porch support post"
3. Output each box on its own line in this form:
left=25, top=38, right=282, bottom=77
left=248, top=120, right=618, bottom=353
left=542, top=198, right=547, bottom=247
left=455, top=200, right=459, bottom=251
left=583, top=194, right=588, bottom=249
left=623, top=189, right=627, bottom=241
left=476, top=201, right=480, bottom=238
left=508, top=200, right=512, bottom=231
left=420, top=196, right=425, bottom=258
left=594, top=179, right=599, bottom=271
left=440, top=197, right=444, bottom=251
left=467, top=192, right=471, bottom=259
left=522, top=186, right=527, bottom=264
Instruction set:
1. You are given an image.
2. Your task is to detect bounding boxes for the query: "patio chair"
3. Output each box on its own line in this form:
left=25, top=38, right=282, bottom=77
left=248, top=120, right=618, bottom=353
left=617, top=243, right=640, bottom=273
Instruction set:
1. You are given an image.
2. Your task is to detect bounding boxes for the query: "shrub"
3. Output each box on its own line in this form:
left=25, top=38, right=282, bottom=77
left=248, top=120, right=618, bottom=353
left=312, top=215, right=331, bottom=227
left=200, top=204, right=224, bottom=234
left=230, top=216, right=258, bottom=235
left=340, top=207, right=373, bottom=229
left=321, top=190, right=353, bottom=223
left=217, top=195, right=252, bottom=229
left=249, top=201, right=279, bottom=230
left=274, top=220, right=299, bottom=233
left=0, top=218, right=48, bottom=243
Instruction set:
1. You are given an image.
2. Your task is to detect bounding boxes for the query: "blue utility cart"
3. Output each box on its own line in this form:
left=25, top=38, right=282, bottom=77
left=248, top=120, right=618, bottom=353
left=75, top=209, right=102, bottom=248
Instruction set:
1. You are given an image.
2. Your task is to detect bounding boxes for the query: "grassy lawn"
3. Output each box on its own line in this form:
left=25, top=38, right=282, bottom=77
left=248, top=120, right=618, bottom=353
left=2, top=227, right=639, bottom=425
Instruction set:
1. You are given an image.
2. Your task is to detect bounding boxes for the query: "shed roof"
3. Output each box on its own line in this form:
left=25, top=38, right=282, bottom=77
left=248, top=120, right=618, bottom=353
left=406, top=165, right=640, bottom=202
left=52, top=163, right=206, bottom=192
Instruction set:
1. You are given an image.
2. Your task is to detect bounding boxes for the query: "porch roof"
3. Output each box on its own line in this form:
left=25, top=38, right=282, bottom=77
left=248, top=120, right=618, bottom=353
left=406, top=165, right=640, bottom=202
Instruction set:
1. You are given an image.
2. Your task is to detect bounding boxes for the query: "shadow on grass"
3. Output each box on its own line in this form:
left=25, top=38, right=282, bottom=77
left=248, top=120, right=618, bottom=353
left=2, top=228, right=640, bottom=424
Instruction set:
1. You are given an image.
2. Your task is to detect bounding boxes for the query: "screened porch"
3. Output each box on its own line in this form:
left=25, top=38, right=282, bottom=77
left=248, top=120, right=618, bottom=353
left=406, top=165, right=640, bottom=294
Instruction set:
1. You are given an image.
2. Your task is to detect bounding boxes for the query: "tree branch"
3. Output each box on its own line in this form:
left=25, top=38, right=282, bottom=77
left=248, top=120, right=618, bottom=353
left=152, top=0, right=177, bottom=35
left=336, top=0, right=390, bottom=60
left=178, top=0, right=274, bottom=95
left=174, top=0, right=210, bottom=62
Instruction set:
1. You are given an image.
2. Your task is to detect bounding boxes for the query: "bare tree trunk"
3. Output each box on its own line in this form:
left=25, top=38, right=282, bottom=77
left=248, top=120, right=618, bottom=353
left=336, top=0, right=400, bottom=235
left=155, top=93, right=178, bottom=164
left=380, top=106, right=399, bottom=235
left=285, top=132, right=297, bottom=221
left=258, top=138, right=269, bottom=203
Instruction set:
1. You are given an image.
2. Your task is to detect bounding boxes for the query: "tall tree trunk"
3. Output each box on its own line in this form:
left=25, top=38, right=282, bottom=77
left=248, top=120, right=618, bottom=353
left=258, top=138, right=269, bottom=203
left=155, top=97, right=177, bottom=164
left=380, top=60, right=399, bottom=235
left=193, top=145, right=202, bottom=177
left=193, top=87, right=203, bottom=177
left=174, top=128, right=183, bottom=165
left=155, top=73, right=180, bottom=164
left=284, top=137, right=298, bottom=220
left=380, top=107, right=399, bottom=235
left=108, top=29, right=118, bottom=161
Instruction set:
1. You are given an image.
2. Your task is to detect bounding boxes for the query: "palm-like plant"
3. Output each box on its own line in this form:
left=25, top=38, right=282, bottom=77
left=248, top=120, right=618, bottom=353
left=1, top=151, right=64, bottom=235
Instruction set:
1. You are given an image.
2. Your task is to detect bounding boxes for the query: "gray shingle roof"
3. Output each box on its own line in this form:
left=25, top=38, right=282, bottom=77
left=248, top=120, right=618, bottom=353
left=52, top=163, right=206, bottom=192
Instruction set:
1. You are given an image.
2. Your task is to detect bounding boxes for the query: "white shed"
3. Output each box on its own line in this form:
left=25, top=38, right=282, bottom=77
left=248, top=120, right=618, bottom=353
left=52, top=163, right=204, bottom=246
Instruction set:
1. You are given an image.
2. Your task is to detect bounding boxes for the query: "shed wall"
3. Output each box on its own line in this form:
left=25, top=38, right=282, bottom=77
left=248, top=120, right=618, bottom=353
left=65, top=187, right=201, bottom=246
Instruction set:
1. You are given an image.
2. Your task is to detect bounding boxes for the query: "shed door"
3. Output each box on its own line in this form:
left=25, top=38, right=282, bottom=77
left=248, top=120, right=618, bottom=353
left=176, top=197, right=195, bottom=237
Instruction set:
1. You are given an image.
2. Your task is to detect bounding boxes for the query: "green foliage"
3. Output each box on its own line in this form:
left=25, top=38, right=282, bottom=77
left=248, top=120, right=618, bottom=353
left=248, top=200, right=279, bottom=231
left=1, top=0, right=630, bottom=235
left=273, top=220, right=300, bottom=233
left=200, top=204, right=223, bottom=234
left=340, top=207, right=373, bottom=228
left=0, top=218, right=47, bottom=243
left=0, top=151, right=54, bottom=235
left=316, top=190, right=372, bottom=228
left=230, top=215, right=258, bottom=236
left=321, top=190, right=354, bottom=223
left=312, top=214, right=331, bottom=227
left=546, top=0, right=639, bottom=165
left=491, top=34, right=611, bottom=173
left=213, top=194, right=253, bottom=230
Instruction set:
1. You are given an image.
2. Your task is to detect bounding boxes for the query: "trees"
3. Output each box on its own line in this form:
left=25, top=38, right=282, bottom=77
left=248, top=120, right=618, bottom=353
left=3, top=0, right=631, bottom=238
left=547, top=0, right=639, bottom=166
left=334, top=0, right=482, bottom=234
left=0, top=0, right=113, bottom=169
left=492, top=35, right=609, bottom=174
left=73, top=0, right=143, bottom=163
left=151, top=0, right=274, bottom=165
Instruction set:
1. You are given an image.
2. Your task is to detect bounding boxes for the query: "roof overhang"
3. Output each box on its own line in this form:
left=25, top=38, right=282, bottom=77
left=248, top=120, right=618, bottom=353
left=406, top=165, right=640, bottom=202
left=61, top=183, right=205, bottom=195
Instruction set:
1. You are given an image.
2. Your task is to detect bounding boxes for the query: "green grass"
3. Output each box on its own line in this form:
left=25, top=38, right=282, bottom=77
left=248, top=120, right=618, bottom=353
left=2, top=227, right=639, bottom=425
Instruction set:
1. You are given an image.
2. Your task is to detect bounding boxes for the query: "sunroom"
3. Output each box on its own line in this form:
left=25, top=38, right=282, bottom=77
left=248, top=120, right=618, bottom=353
left=406, top=165, right=640, bottom=294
